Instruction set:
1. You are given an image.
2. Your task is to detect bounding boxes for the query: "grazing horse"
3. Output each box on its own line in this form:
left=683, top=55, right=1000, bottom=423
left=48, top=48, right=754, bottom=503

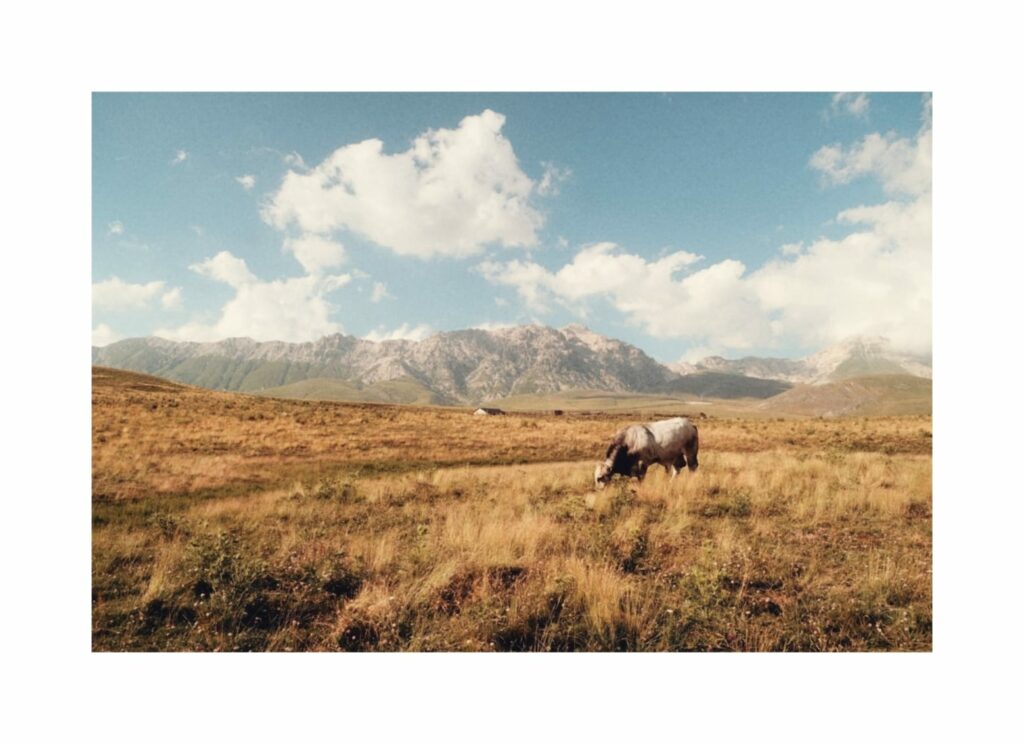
left=594, top=417, right=699, bottom=488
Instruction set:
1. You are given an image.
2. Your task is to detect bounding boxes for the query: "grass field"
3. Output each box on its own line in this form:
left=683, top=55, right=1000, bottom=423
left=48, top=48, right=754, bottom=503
left=481, top=389, right=765, bottom=417
left=92, top=366, right=932, bottom=651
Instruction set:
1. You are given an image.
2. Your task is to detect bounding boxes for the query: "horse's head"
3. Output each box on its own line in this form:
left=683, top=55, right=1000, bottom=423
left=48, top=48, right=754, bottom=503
left=594, top=444, right=625, bottom=489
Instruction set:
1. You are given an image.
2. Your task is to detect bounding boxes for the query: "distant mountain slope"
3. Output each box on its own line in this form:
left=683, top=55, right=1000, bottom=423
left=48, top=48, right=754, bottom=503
left=659, top=371, right=791, bottom=399
left=758, top=374, right=932, bottom=417
left=669, top=336, right=931, bottom=385
left=92, top=366, right=189, bottom=393
left=257, top=376, right=453, bottom=406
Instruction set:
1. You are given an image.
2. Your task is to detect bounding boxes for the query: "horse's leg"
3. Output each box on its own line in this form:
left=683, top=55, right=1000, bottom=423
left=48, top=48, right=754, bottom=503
left=685, top=442, right=699, bottom=472
left=671, top=454, right=686, bottom=479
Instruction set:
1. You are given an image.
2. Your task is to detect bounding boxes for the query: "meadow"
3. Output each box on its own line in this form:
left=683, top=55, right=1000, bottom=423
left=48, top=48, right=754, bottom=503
left=92, top=367, right=932, bottom=651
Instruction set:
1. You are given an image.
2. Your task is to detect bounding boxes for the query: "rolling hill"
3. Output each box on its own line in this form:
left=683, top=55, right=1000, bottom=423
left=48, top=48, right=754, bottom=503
left=659, top=371, right=791, bottom=399
left=758, top=374, right=932, bottom=417
left=257, top=376, right=453, bottom=406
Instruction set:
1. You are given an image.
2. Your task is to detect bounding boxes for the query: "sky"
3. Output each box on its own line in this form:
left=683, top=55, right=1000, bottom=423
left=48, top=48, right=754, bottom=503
left=92, top=92, right=931, bottom=362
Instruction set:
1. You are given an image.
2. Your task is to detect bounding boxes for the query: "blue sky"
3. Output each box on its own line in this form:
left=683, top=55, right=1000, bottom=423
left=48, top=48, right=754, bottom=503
left=93, top=92, right=931, bottom=361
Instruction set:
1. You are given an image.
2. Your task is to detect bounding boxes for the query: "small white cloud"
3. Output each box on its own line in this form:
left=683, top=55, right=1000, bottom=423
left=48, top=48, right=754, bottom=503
left=677, top=345, right=720, bottom=364
left=107, top=221, right=124, bottom=236
left=282, top=234, right=346, bottom=274
left=371, top=282, right=392, bottom=303
left=189, top=251, right=257, bottom=288
left=472, top=321, right=515, bottom=332
left=160, top=287, right=183, bottom=310
left=92, top=323, right=123, bottom=347
left=779, top=242, right=803, bottom=256
left=537, top=162, right=571, bottom=196
left=810, top=124, right=930, bottom=197
left=494, top=297, right=508, bottom=307
left=477, top=257, right=559, bottom=313
left=93, top=277, right=182, bottom=311
left=172, top=149, right=188, bottom=165
left=235, top=174, right=256, bottom=191
left=363, top=323, right=433, bottom=342
left=283, top=151, right=306, bottom=169
left=831, top=92, right=871, bottom=118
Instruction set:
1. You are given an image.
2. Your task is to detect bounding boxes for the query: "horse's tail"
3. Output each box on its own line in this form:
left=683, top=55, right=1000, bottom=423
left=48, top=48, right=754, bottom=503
left=686, top=424, right=699, bottom=471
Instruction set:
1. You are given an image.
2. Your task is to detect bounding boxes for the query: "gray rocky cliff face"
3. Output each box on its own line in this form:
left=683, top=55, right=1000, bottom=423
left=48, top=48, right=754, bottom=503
left=92, top=324, right=676, bottom=402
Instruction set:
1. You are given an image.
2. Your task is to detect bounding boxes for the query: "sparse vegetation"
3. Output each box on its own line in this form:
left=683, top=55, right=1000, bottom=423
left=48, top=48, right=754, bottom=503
left=762, top=374, right=932, bottom=417
left=258, top=376, right=454, bottom=406
left=93, top=367, right=931, bottom=651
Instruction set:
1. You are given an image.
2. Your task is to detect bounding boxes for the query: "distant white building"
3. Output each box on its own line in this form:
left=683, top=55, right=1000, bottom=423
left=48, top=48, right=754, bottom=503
left=473, top=407, right=506, bottom=416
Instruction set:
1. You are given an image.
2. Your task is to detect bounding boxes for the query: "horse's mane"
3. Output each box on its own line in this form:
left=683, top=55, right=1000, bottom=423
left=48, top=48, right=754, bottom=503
left=605, top=431, right=626, bottom=459
left=606, top=425, right=655, bottom=458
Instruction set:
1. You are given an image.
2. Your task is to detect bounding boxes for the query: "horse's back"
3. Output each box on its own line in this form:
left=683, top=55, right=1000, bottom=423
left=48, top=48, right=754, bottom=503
left=647, top=417, right=697, bottom=447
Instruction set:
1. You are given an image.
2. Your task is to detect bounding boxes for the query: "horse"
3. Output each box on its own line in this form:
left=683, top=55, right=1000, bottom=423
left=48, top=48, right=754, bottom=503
left=594, top=417, right=699, bottom=488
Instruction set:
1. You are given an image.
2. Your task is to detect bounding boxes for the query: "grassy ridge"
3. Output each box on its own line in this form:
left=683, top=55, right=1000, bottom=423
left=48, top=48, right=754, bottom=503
left=257, top=376, right=452, bottom=406
left=761, top=374, right=932, bottom=417
left=659, top=371, right=792, bottom=398
left=484, top=389, right=723, bottom=413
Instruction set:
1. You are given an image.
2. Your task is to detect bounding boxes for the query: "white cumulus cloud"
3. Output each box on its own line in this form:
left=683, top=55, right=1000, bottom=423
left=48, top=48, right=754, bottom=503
left=236, top=174, right=256, bottom=190
left=810, top=126, right=931, bottom=197
left=189, top=251, right=257, bottom=288
left=160, top=287, right=183, bottom=310
left=93, top=277, right=183, bottom=312
left=370, top=282, right=392, bottom=303
left=262, top=109, right=544, bottom=258
left=172, top=149, right=188, bottom=165
left=282, top=234, right=346, bottom=275
left=157, top=251, right=351, bottom=343
left=92, top=323, right=123, bottom=347
left=107, top=220, right=124, bottom=236
left=479, top=242, right=704, bottom=320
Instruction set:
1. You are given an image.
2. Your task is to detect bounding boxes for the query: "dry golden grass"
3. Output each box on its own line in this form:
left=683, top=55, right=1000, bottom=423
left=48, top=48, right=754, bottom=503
left=92, top=367, right=932, bottom=651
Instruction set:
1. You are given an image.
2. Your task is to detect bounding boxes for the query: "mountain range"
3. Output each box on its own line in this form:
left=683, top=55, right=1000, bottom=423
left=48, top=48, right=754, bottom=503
left=91, top=325, right=931, bottom=407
